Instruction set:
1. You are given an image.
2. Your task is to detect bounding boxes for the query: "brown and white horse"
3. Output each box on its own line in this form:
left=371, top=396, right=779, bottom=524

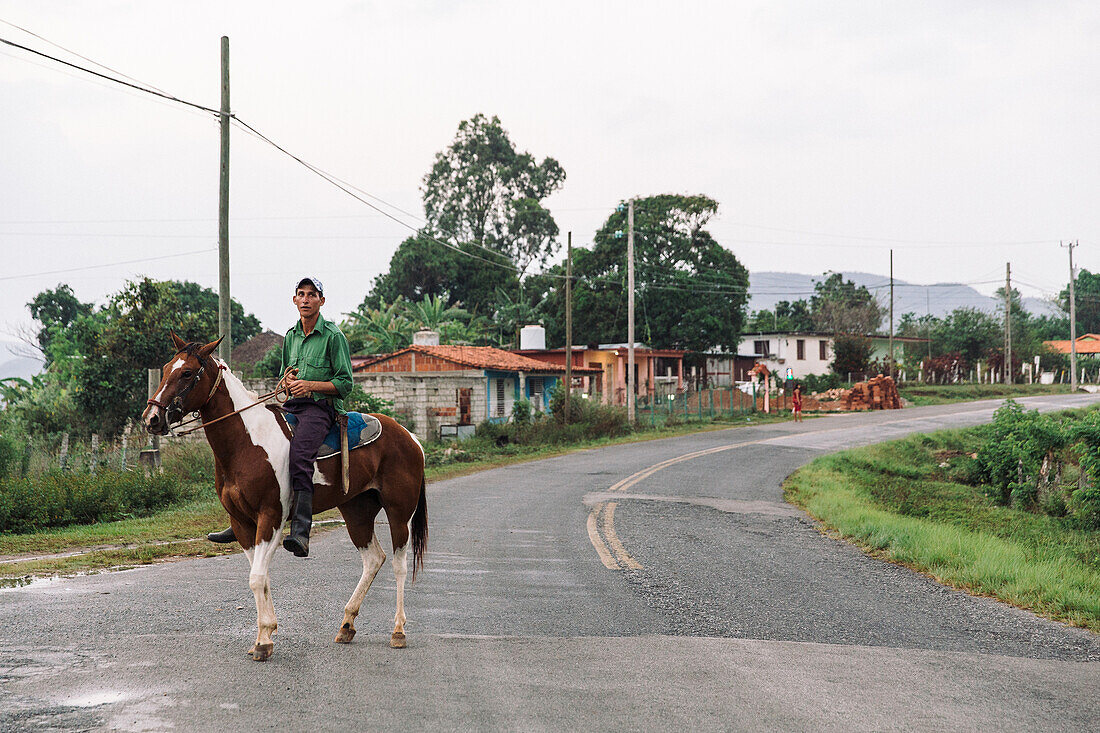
left=141, top=335, right=426, bottom=661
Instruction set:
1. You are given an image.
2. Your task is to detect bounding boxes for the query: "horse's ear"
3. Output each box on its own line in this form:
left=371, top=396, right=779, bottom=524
left=170, top=331, right=188, bottom=351
left=197, top=336, right=224, bottom=359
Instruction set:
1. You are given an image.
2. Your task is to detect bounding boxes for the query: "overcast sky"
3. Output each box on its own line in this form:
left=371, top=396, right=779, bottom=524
left=2, top=1, right=1097, bottom=353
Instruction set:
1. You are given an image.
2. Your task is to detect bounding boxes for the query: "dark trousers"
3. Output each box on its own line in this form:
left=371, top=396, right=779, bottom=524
left=284, top=397, right=335, bottom=495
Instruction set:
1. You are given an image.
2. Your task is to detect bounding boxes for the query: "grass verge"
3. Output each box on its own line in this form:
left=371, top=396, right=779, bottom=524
left=0, top=410, right=793, bottom=580
left=784, top=428, right=1100, bottom=632
left=898, top=383, right=1072, bottom=406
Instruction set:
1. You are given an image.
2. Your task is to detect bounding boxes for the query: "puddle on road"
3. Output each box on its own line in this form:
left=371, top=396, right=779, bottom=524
left=65, top=690, right=130, bottom=707
left=0, top=566, right=149, bottom=593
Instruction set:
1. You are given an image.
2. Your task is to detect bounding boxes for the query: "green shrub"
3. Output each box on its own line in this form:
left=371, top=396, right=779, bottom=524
left=0, top=434, right=18, bottom=478
left=511, top=399, right=532, bottom=426
left=345, top=385, right=396, bottom=416
left=0, top=468, right=204, bottom=534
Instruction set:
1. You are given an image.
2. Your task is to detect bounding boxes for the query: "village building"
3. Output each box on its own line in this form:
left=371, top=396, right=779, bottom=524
left=512, top=326, right=685, bottom=406
left=738, top=331, right=929, bottom=378
left=1043, top=333, right=1100, bottom=355
left=352, top=334, right=600, bottom=441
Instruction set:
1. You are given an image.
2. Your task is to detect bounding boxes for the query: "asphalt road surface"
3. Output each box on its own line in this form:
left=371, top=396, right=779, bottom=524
left=3, top=395, right=1099, bottom=731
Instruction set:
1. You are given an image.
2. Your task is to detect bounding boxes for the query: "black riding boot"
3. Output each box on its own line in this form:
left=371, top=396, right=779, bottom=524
left=207, top=527, right=237, bottom=544
left=283, top=490, right=313, bottom=557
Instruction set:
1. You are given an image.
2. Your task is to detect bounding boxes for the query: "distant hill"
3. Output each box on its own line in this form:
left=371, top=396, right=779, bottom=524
left=0, top=343, right=42, bottom=381
left=748, top=271, right=1062, bottom=327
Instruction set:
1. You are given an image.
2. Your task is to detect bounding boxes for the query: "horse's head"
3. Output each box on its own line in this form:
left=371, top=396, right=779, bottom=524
left=142, top=333, right=224, bottom=435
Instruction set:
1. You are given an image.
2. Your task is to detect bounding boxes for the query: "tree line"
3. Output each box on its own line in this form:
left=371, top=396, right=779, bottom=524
left=3, top=114, right=751, bottom=437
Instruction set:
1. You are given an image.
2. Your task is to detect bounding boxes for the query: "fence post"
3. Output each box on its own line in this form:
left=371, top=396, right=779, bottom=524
left=146, top=368, right=161, bottom=471
left=120, top=421, right=131, bottom=471
left=21, top=437, right=32, bottom=477
left=89, top=433, right=99, bottom=474
left=59, top=433, right=70, bottom=472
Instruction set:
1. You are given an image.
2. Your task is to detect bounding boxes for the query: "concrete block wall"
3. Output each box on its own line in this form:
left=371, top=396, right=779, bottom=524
left=353, top=371, right=486, bottom=441
left=238, top=374, right=486, bottom=442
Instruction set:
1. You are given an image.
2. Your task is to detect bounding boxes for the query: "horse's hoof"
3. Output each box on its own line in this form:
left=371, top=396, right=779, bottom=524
left=335, top=626, right=356, bottom=644
left=247, top=645, right=256, bottom=656
left=390, top=632, right=406, bottom=649
left=251, top=643, right=274, bottom=661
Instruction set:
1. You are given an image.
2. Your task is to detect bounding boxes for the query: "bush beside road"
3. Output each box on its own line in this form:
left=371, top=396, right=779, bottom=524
left=785, top=405, right=1100, bottom=632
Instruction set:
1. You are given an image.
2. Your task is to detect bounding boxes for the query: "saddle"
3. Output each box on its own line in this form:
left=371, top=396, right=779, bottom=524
left=267, top=407, right=383, bottom=460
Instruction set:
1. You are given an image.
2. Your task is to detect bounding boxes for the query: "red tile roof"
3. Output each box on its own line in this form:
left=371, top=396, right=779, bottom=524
left=355, top=344, right=602, bottom=374
left=1044, top=334, right=1100, bottom=354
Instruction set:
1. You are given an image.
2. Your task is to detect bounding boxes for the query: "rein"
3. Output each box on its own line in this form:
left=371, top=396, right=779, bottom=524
left=147, top=350, right=293, bottom=437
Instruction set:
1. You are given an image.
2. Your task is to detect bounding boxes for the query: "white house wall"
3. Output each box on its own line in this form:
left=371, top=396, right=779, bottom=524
left=737, top=335, right=834, bottom=378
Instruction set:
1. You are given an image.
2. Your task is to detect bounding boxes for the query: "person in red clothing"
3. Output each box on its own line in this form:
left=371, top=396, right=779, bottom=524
left=792, top=382, right=803, bottom=422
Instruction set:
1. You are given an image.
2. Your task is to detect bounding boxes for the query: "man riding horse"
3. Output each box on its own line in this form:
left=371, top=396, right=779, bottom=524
left=207, top=276, right=354, bottom=557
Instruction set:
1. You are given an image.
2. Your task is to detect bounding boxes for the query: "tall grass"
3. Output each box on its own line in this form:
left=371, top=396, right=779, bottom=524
left=785, top=430, right=1100, bottom=631
left=0, top=439, right=214, bottom=534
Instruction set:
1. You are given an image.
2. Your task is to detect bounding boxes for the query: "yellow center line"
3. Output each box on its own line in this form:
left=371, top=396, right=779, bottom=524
left=586, top=502, right=619, bottom=570
left=600, top=502, right=643, bottom=570
left=588, top=411, right=989, bottom=569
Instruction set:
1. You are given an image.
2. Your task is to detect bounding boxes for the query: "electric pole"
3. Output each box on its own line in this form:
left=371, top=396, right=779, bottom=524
left=1066, top=240, right=1078, bottom=391
left=1004, top=262, right=1012, bottom=384
left=889, top=249, right=894, bottom=379
left=218, top=36, right=232, bottom=365
left=627, top=199, right=636, bottom=423
left=565, top=232, right=573, bottom=424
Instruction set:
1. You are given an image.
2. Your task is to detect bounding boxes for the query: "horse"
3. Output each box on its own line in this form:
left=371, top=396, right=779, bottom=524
left=141, top=334, right=427, bottom=661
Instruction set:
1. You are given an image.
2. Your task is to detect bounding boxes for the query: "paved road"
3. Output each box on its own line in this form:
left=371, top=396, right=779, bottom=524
left=2, top=395, right=1099, bottom=731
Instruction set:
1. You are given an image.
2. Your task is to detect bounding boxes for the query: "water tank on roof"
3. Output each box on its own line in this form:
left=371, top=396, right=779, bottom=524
left=520, top=325, right=546, bottom=351
left=413, top=329, right=440, bottom=346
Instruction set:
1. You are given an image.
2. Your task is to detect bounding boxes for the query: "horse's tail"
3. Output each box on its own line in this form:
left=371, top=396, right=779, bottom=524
left=410, top=473, right=427, bottom=581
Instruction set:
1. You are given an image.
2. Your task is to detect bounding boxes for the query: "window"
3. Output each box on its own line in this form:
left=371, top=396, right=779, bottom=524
left=796, top=339, right=805, bottom=360
left=819, top=340, right=828, bottom=360
left=754, top=340, right=769, bottom=356
left=494, top=378, right=505, bottom=417
left=529, top=377, right=544, bottom=408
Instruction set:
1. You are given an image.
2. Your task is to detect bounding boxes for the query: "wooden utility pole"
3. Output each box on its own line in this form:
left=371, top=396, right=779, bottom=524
left=565, top=232, right=573, bottom=423
left=889, top=249, right=894, bottom=379
left=1004, top=262, right=1012, bottom=384
left=1066, top=240, right=1078, bottom=391
left=217, top=36, right=232, bottom=365
left=627, top=200, right=636, bottom=423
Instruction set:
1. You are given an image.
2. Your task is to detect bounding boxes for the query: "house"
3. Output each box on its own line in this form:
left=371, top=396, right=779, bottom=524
left=231, top=330, right=284, bottom=374
left=353, top=340, right=600, bottom=440
left=738, top=332, right=929, bottom=378
left=1043, top=334, right=1100, bottom=355
left=515, top=332, right=685, bottom=406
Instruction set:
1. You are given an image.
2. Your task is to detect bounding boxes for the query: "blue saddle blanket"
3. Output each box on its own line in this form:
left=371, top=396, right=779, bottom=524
left=283, top=411, right=382, bottom=460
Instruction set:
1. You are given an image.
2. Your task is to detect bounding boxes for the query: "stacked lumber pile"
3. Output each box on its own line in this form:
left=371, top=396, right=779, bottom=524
left=842, top=375, right=902, bottom=411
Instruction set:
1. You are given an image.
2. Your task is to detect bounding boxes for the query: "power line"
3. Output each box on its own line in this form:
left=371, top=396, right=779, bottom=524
left=0, top=34, right=220, bottom=116
left=713, top=220, right=1059, bottom=247
left=0, top=247, right=217, bottom=282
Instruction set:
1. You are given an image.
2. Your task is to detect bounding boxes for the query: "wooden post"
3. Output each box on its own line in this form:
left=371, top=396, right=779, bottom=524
left=89, top=433, right=99, bottom=474
left=120, top=421, right=131, bottom=472
left=59, top=433, right=70, bottom=472
left=565, top=232, right=572, bottom=424
left=627, top=200, right=635, bottom=424
left=218, top=35, right=233, bottom=365
left=147, top=368, right=161, bottom=470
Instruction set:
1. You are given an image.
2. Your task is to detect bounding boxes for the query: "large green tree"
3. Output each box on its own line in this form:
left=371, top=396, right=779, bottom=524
left=32, top=279, right=262, bottom=436
left=810, top=273, right=884, bottom=334
left=27, top=284, right=93, bottom=364
left=746, top=299, right=814, bottom=332
left=1059, top=268, right=1100, bottom=335
left=363, top=233, right=518, bottom=315
left=422, top=113, right=566, bottom=275
left=530, top=194, right=749, bottom=353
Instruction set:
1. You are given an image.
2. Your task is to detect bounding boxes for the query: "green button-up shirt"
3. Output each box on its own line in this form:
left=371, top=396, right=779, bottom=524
left=281, top=313, right=354, bottom=414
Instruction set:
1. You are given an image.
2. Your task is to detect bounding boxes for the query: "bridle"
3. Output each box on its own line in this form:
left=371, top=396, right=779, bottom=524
left=146, top=347, right=226, bottom=430
left=146, top=343, right=293, bottom=436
